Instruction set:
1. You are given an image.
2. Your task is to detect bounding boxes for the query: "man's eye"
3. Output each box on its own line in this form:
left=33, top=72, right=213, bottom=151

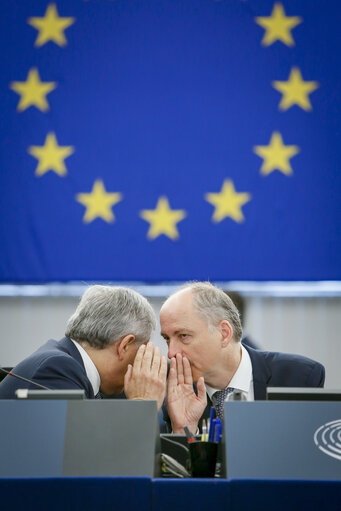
left=180, top=334, right=189, bottom=340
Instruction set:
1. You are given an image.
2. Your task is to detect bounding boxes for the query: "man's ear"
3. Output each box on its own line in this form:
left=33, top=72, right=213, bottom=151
left=220, top=320, right=233, bottom=347
left=117, top=334, right=136, bottom=361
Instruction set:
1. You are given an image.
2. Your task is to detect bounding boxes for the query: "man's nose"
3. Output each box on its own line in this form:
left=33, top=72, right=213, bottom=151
left=167, top=338, right=181, bottom=359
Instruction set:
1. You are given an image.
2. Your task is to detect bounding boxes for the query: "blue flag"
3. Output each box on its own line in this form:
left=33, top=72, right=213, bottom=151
left=0, top=0, right=340, bottom=282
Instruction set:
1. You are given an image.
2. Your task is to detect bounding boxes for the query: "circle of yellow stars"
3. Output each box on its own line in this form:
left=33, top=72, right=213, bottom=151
left=9, top=2, right=320, bottom=240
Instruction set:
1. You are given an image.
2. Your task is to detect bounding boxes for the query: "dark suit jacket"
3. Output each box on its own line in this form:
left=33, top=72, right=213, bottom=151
left=0, top=337, right=95, bottom=399
left=162, top=345, right=325, bottom=431
left=241, top=336, right=258, bottom=350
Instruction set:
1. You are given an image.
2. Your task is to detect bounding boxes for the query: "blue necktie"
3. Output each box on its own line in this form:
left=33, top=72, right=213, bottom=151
left=213, top=387, right=234, bottom=421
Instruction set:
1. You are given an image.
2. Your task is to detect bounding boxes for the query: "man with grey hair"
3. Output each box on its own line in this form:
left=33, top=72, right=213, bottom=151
left=160, top=282, right=325, bottom=433
left=0, top=285, right=167, bottom=408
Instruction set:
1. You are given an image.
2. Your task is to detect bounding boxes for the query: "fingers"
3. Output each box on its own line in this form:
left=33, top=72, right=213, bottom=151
left=138, top=343, right=165, bottom=378
left=176, top=353, right=184, bottom=385
left=141, top=341, right=154, bottom=372
left=151, top=345, right=161, bottom=373
left=159, top=355, right=167, bottom=382
left=196, top=376, right=207, bottom=404
left=126, top=342, right=167, bottom=408
left=167, top=355, right=194, bottom=390
left=132, top=343, right=146, bottom=373
left=167, top=358, right=177, bottom=393
left=169, top=356, right=176, bottom=372
left=159, top=356, right=167, bottom=392
left=182, top=356, right=193, bottom=385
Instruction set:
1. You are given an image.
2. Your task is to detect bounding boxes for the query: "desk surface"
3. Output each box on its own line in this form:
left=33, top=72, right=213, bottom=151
left=0, top=478, right=340, bottom=511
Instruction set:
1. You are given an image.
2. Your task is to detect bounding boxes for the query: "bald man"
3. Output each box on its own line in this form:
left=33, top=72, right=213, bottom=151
left=160, top=282, right=325, bottom=433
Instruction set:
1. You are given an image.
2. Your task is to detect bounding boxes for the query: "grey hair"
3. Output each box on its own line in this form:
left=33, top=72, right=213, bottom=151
left=65, top=285, right=156, bottom=349
left=177, top=282, right=243, bottom=342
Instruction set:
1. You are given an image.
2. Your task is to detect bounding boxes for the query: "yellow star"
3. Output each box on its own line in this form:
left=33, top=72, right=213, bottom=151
left=255, top=3, right=302, bottom=47
left=140, top=197, right=186, bottom=240
left=10, top=68, right=57, bottom=112
left=76, top=180, right=122, bottom=223
left=28, top=133, right=74, bottom=177
left=272, top=67, right=319, bottom=111
left=254, top=132, right=300, bottom=176
left=28, top=4, right=75, bottom=47
left=205, top=180, right=251, bottom=223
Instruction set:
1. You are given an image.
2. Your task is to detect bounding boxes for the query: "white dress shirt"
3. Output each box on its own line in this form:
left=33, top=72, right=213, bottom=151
left=71, top=339, right=101, bottom=396
left=205, top=344, right=254, bottom=401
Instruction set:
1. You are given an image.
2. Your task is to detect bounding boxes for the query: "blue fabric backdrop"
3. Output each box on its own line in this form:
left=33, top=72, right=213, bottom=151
left=0, top=0, right=340, bottom=282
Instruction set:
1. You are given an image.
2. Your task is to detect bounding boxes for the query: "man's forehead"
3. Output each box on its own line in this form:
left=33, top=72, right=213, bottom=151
left=160, top=290, right=201, bottom=330
left=160, top=304, right=189, bottom=323
left=162, top=288, right=193, bottom=309
left=160, top=315, right=194, bottom=337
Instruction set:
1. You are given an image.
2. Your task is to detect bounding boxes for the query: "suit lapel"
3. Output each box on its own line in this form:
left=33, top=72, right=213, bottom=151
left=244, top=345, right=272, bottom=400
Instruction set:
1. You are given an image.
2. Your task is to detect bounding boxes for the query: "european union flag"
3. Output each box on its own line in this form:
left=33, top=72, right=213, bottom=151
left=0, top=0, right=340, bottom=282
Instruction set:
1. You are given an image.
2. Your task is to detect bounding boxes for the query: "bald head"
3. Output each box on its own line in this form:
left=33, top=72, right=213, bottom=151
left=161, top=282, right=242, bottom=342
left=160, top=287, right=194, bottom=319
left=160, top=283, right=242, bottom=384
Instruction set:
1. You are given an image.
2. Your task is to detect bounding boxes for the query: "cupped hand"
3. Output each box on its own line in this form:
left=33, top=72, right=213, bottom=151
left=124, top=342, right=167, bottom=410
left=166, top=354, right=207, bottom=434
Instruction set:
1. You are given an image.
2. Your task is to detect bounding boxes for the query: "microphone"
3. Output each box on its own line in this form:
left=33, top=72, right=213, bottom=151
left=0, top=367, right=50, bottom=390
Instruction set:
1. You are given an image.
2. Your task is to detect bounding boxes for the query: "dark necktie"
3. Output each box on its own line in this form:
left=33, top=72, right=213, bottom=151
left=212, top=387, right=234, bottom=421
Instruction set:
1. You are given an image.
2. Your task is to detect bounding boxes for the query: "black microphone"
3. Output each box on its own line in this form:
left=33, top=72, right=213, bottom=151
left=0, top=367, right=50, bottom=390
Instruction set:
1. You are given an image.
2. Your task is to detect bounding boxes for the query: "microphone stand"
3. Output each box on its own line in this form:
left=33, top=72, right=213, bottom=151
left=0, top=367, right=50, bottom=390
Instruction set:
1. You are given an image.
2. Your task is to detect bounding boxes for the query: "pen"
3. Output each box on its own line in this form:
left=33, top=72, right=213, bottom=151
left=214, top=418, right=222, bottom=443
left=201, top=419, right=208, bottom=442
left=209, top=406, right=215, bottom=425
left=184, top=426, right=195, bottom=443
left=208, top=407, right=216, bottom=441
left=209, top=418, right=217, bottom=442
left=208, top=406, right=215, bottom=439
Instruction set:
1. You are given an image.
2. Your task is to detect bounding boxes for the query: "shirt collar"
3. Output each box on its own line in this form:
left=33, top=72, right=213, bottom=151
left=71, top=339, right=101, bottom=396
left=205, top=344, right=253, bottom=400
